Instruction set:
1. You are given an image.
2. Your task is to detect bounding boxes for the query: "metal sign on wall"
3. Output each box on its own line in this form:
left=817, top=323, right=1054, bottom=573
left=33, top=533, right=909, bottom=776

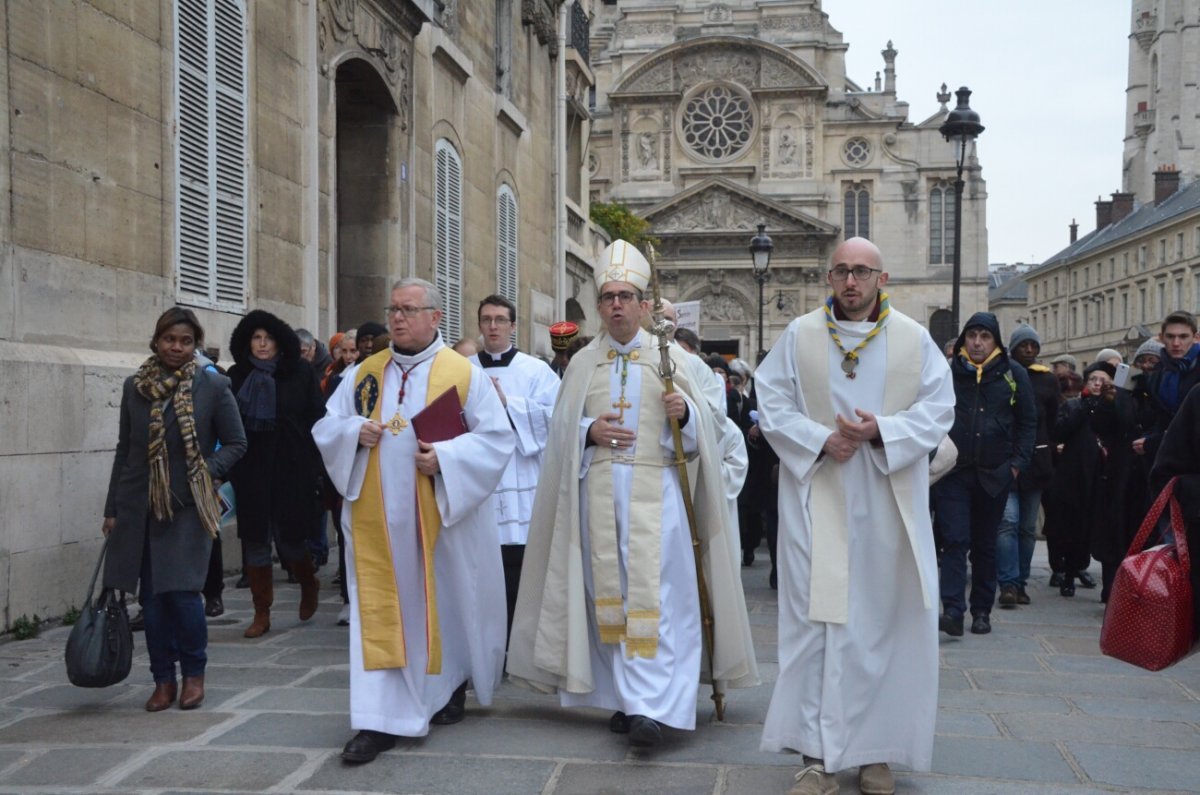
left=674, top=301, right=701, bottom=334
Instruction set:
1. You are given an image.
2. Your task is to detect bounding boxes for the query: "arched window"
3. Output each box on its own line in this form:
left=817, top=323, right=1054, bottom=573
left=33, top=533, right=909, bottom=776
left=175, top=0, right=248, bottom=310
left=843, top=183, right=870, bottom=240
left=496, top=185, right=518, bottom=309
left=435, top=139, right=464, bottom=341
left=929, top=181, right=956, bottom=265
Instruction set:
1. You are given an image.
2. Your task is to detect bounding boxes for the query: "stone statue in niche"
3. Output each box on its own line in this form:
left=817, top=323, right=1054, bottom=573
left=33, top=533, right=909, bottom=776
left=637, top=131, right=658, bottom=172
left=777, top=127, right=798, bottom=166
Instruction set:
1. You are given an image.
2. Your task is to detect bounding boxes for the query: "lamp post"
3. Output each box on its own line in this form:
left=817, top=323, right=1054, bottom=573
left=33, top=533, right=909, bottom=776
left=939, top=86, right=984, bottom=334
left=749, top=224, right=774, bottom=361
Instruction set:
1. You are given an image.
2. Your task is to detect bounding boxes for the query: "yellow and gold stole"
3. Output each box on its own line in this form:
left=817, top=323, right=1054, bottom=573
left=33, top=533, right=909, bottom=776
left=351, top=346, right=472, bottom=671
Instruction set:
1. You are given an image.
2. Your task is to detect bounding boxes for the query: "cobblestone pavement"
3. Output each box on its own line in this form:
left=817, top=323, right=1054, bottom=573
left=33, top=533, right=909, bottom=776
left=0, top=543, right=1197, bottom=794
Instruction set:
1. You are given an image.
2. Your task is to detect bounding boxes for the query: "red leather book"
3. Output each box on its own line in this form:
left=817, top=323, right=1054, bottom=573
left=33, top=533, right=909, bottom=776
left=411, top=387, right=469, bottom=443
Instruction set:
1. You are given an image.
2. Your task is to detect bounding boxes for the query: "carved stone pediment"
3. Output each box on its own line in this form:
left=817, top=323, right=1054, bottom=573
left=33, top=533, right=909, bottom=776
left=611, top=35, right=827, bottom=98
left=319, top=0, right=422, bottom=129
left=645, top=178, right=837, bottom=237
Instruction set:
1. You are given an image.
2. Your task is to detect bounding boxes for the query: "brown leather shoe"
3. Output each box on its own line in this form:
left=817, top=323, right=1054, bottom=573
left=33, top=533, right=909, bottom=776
left=145, top=681, right=177, bottom=712
left=179, top=675, right=205, bottom=710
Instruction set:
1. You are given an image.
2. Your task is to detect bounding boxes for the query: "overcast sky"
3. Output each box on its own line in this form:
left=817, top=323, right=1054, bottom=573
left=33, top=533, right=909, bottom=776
left=832, top=0, right=1131, bottom=266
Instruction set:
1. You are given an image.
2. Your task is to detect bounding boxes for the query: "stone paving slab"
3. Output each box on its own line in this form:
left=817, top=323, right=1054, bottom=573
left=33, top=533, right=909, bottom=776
left=933, top=709, right=1002, bottom=738
left=115, top=749, right=309, bottom=791
left=937, top=690, right=1073, bottom=714
left=998, top=712, right=1200, bottom=749
left=300, top=753, right=557, bottom=794
left=419, top=712, right=631, bottom=761
left=0, top=709, right=232, bottom=745
left=1072, top=693, right=1200, bottom=722
left=1069, top=742, right=1200, bottom=792
left=0, top=747, right=133, bottom=787
left=930, top=736, right=1079, bottom=783
left=237, top=686, right=350, bottom=713
left=207, top=711, right=353, bottom=750
left=969, top=669, right=1188, bottom=700
left=941, top=649, right=1047, bottom=672
left=552, top=761, right=718, bottom=794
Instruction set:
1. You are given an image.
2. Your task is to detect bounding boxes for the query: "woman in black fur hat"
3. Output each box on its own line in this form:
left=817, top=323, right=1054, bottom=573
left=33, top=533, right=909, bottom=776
left=227, top=310, right=327, bottom=638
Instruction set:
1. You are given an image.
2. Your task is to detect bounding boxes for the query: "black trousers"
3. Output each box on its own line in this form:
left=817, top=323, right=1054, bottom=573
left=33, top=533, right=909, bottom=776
left=501, top=544, right=525, bottom=647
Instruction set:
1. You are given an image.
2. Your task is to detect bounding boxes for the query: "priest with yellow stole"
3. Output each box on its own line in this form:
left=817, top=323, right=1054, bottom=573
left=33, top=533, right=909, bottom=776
left=313, top=277, right=514, bottom=764
left=508, top=241, right=758, bottom=748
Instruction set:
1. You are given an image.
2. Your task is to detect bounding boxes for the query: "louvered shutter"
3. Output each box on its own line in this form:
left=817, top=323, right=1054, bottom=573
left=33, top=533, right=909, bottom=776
left=175, top=0, right=247, bottom=309
left=497, top=185, right=518, bottom=307
left=435, top=140, right=464, bottom=341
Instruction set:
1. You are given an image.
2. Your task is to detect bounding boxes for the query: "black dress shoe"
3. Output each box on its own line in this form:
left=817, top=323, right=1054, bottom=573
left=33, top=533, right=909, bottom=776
left=939, top=613, right=964, bottom=637
left=431, top=682, right=467, bottom=725
left=970, top=614, right=991, bottom=635
left=1048, top=572, right=1064, bottom=588
left=609, top=711, right=631, bottom=734
left=235, top=572, right=250, bottom=589
left=1075, top=570, right=1097, bottom=589
left=1060, top=576, right=1076, bottom=597
left=628, top=715, right=662, bottom=748
left=341, top=730, right=396, bottom=763
left=204, top=597, right=224, bottom=618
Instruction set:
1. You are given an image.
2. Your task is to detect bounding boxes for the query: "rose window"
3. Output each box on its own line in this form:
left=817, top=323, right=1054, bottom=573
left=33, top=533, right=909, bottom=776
left=843, top=137, right=871, bottom=167
left=680, top=84, right=755, bottom=161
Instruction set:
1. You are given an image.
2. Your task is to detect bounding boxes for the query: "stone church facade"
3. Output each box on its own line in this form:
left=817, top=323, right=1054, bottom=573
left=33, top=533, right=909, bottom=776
left=0, top=0, right=595, bottom=627
left=588, top=0, right=989, bottom=356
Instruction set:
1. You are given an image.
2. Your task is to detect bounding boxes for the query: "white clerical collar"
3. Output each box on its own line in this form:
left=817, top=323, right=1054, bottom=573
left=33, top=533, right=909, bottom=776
left=389, top=333, right=444, bottom=367
left=486, top=345, right=514, bottom=361
left=608, top=332, right=642, bottom=356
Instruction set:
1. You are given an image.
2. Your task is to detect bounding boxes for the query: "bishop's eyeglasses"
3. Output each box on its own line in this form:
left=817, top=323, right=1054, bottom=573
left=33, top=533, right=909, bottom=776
left=384, top=305, right=436, bottom=318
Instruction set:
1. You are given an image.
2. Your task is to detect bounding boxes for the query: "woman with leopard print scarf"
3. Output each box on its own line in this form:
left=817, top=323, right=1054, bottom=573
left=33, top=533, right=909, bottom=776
left=102, top=307, right=247, bottom=713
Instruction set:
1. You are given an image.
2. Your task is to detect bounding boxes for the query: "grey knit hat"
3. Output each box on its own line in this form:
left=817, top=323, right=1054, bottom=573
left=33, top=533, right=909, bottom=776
left=1049, top=353, right=1077, bottom=370
left=1133, top=338, right=1165, bottom=362
left=1008, top=324, right=1041, bottom=351
left=1096, top=348, right=1123, bottom=364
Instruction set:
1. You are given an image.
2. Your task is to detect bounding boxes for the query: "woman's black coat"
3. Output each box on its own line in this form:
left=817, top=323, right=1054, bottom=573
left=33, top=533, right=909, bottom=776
left=1149, top=384, right=1200, bottom=627
left=226, top=311, right=326, bottom=549
left=1045, top=390, right=1138, bottom=565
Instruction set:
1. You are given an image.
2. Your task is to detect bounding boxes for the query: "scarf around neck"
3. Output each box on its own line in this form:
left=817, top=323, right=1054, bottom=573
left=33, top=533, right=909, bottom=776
left=959, top=345, right=1003, bottom=383
left=132, top=357, right=222, bottom=538
left=236, top=355, right=279, bottom=431
left=1159, top=343, right=1200, bottom=412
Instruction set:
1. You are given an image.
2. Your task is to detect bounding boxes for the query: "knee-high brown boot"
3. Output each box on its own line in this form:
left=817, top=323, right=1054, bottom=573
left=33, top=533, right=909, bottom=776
left=244, top=565, right=273, bottom=638
left=291, top=555, right=320, bottom=621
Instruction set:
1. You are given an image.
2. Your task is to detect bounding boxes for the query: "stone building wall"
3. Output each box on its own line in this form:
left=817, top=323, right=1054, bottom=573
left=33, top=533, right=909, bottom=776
left=0, top=0, right=566, bottom=628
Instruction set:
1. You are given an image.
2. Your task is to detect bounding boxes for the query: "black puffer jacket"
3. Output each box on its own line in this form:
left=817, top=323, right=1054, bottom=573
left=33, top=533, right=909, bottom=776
left=946, top=312, right=1037, bottom=497
left=226, top=310, right=326, bottom=548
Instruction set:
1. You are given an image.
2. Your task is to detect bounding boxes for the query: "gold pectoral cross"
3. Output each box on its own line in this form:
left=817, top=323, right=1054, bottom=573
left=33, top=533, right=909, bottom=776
left=612, top=396, right=632, bottom=424
left=385, top=412, right=408, bottom=435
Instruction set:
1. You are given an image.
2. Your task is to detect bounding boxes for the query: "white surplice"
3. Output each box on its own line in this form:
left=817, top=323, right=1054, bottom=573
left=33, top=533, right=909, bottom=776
left=757, top=311, right=954, bottom=772
left=312, top=337, right=514, bottom=737
left=558, top=333, right=704, bottom=730
left=474, top=348, right=560, bottom=545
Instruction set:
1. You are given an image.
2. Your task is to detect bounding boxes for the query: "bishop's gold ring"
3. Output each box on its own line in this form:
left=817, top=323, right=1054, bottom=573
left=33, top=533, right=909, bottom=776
left=610, top=439, right=618, bottom=449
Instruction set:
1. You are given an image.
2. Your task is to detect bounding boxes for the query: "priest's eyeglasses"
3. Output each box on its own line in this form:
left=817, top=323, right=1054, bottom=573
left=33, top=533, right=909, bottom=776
left=480, top=316, right=513, bottom=327
left=829, top=266, right=882, bottom=282
left=385, top=305, right=436, bottom=318
left=599, top=290, right=639, bottom=306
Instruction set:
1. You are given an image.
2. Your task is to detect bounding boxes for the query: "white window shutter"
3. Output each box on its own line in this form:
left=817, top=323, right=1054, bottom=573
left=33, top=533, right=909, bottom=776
left=435, top=140, right=464, bottom=341
left=497, top=185, right=518, bottom=308
left=175, top=0, right=247, bottom=309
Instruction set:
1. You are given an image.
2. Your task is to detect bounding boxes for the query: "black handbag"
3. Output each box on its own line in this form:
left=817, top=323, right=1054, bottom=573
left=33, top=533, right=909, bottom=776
left=65, top=539, right=133, bottom=688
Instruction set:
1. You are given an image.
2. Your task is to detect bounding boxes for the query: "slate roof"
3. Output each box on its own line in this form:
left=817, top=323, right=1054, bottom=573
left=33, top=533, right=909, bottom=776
left=1029, top=179, right=1200, bottom=273
left=988, top=274, right=1029, bottom=303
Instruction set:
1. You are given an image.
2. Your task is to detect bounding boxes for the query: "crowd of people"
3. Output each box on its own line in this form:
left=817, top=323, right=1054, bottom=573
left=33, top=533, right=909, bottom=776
left=97, top=237, right=1200, bottom=795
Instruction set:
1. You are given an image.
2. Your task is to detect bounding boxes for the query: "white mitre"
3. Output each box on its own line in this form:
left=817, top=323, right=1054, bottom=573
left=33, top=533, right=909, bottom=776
left=595, top=239, right=651, bottom=292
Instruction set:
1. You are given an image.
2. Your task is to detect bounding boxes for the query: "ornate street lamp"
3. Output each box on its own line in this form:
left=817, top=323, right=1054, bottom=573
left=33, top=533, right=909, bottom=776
left=939, top=86, right=985, bottom=333
left=749, top=223, right=774, bottom=362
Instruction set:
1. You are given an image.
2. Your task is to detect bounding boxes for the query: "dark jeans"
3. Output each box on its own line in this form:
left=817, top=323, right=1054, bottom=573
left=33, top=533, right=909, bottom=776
left=996, top=488, right=1041, bottom=589
left=934, top=469, right=1008, bottom=619
left=242, top=521, right=306, bottom=568
left=139, top=534, right=207, bottom=683
left=306, top=511, right=330, bottom=567
left=501, top=544, right=524, bottom=647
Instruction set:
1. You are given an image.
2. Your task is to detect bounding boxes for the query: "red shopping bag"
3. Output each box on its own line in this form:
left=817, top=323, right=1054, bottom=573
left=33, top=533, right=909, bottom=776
left=1100, top=477, right=1195, bottom=671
